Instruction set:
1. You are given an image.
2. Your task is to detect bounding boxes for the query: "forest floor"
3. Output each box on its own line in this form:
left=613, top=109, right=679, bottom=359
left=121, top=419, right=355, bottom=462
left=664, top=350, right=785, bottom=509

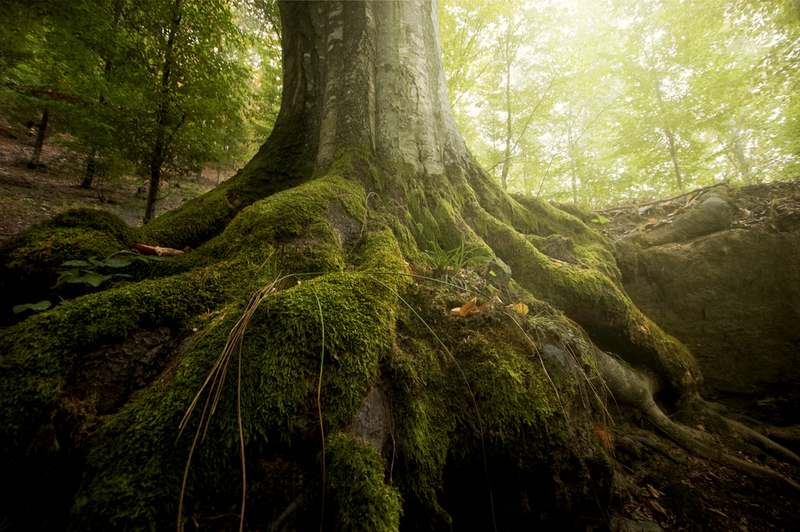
left=2, top=122, right=799, bottom=532
left=0, top=118, right=223, bottom=244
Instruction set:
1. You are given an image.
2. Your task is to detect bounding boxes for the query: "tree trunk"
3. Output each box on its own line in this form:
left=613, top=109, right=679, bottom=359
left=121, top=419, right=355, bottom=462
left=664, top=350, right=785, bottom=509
left=82, top=1, right=124, bottom=190
left=731, top=113, right=751, bottom=186
left=653, top=75, right=683, bottom=191
left=267, top=0, right=469, bottom=176
left=9, top=2, right=797, bottom=531
left=80, top=148, right=99, bottom=189
left=143, top=0, right=181, bottom=224
left=27, top=107, right=49, bottom=169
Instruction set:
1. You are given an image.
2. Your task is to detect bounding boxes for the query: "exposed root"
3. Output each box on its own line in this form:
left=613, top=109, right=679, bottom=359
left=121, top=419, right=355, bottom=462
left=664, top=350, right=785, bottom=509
left=626, top=434, right=689, bottom=465
left=593, top=346, right=800, bottom=493
left=694, top=398, right=800, bottom=467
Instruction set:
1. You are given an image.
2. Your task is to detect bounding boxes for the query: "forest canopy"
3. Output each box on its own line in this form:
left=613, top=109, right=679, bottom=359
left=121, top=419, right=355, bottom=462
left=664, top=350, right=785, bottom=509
left=440, top=0, right=800, bottom=205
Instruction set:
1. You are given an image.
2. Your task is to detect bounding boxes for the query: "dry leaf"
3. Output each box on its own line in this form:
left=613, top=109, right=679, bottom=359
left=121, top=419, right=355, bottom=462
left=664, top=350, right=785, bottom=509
left=131, top=243, right=184, bottom=256
left=646, top=484, right=661, bottom=498
left=650, top=500, right=668, bottom=516
left=512, top=302, right=529, bottom=315
left=592, top=422, right=615, bottom=453
left=472, top=302, right=492, bottom=315
left=707, top=508, right=728, bottom=518
left=458, top=298, right=477, bottom=317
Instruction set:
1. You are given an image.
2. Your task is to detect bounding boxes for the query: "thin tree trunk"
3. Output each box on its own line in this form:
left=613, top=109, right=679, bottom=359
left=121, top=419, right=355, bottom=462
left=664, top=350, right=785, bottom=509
left=501, top=43, right=512, bottom=191
left=82, top=0, right=125, bottom=189
left=27, top=108, right=49, bottom=169
left=664, top=127, right=683, bottom=191
left=81, top=148, right=100, bottom=188
left=731, top=113, right=751, bottom=186
left=144, top=0, right=181, bottom=224
left=652, top=73, right=683, bottom=191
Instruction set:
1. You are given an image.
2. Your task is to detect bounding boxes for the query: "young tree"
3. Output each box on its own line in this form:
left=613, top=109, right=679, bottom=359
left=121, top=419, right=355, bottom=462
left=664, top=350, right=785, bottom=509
left=2, top=2, right=797, bottom=531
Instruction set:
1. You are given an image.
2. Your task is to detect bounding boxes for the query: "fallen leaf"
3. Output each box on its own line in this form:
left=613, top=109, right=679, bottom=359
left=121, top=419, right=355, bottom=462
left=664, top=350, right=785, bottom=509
left=649, top=500, right=668, bottom=516
left=592, top=422, right=615, bottom=453
left=646, top=484, right=661, bottom=498
left=472, top=302, right=492, bottom=315
left=132, top=243, right=184, bottom=256
left=511, top=302, right=529, bottom=315
left=458, top=298, right=477, bottom=317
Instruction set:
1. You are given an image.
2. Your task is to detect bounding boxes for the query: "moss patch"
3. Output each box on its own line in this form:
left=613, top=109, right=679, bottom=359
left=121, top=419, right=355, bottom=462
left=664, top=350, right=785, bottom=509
left=325, top=432, right=403, bottom=532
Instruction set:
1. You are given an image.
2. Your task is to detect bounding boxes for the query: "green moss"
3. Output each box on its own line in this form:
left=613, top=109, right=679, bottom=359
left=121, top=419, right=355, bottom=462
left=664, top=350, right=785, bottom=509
left=0, top=148, right=634, bottom=530
left=468, top=208, right=700, bottom=399
left=326, top=432, right=403, bottom=532
left=0, top=208, right=136, bottom=324
left=135, top=180, right=239, bottom=249
left=0, top=266, right=226, bottom=466
left=67, top=270, right=400, bottom=529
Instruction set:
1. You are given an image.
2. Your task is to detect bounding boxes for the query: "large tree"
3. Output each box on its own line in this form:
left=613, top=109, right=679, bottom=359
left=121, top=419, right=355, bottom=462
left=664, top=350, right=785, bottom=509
left=1, top=1, right=798, bottom=531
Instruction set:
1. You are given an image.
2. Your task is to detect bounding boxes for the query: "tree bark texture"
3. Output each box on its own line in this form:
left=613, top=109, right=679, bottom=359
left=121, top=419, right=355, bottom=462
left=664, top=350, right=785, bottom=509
left=269, top=0, right=469, bottom=176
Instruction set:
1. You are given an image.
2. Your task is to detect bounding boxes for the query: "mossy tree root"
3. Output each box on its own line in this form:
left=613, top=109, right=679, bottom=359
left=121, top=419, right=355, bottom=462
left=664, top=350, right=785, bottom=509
left=593, top=346, right=800, bottom=492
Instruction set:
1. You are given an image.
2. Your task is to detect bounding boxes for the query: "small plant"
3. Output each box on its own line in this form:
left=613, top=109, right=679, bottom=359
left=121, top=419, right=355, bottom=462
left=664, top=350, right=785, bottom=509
left=12, top=250, right=166, bottom=314
left=425, top=241, right=491, bottom=274
left=53, top=250, right=165, bottom=288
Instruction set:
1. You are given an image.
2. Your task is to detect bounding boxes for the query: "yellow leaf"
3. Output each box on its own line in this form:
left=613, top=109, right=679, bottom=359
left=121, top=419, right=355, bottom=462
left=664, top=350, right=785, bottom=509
left=458, top=298, right=477, bottom=317
left=512, top=302, right=529, bottom=315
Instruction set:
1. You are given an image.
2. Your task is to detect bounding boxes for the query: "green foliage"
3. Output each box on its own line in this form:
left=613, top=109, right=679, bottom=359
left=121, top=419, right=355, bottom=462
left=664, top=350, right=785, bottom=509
left=425, top=240, right=492, bottom=275
left=11, top=300, right=51, bottom=314
left=53, top=251, right=165, bottom=289
left=590, top=215, right=611, bottom=225
left=441, top=0, right=800, bottom=205
left=0, top=0, right=283, bottom=213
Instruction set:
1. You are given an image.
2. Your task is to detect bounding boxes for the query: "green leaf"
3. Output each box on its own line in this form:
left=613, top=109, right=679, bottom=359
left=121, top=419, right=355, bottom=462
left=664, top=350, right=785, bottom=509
left=81, top=271, right=107, bottom=287
left=13, top=300, right=52, bottom=313
left=54, top=269, right=81, bottom=288
left=416, top=222, right=424, bottom=234
left=61, top=260, right=92, bottom=267
left=101, top=258, right=131, bottom=268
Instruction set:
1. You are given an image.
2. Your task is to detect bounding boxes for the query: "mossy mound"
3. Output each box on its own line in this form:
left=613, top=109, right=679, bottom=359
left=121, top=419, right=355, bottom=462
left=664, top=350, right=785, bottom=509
left=0, top=208, right=136, bottom=325
left=0, top=151, right=698, bottom=530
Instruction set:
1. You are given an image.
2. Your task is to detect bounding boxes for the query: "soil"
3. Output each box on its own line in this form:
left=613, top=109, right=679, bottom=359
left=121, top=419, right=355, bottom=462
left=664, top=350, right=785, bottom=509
left=0, top=118, right=228, bottom=244
left=2, top=122, right=799, bottom=531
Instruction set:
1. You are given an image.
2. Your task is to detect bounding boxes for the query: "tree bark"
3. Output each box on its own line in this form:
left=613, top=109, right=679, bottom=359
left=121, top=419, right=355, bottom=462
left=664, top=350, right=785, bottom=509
left=266, top=0, right=469, bottom=176
left=653, top=75, right=683, bottom=191
left=27, top=107, right=49, bottom=169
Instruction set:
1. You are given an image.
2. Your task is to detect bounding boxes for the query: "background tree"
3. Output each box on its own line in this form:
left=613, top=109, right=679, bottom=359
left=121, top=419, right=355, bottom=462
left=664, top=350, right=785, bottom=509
left=441, top=0, right=800, bottom=206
